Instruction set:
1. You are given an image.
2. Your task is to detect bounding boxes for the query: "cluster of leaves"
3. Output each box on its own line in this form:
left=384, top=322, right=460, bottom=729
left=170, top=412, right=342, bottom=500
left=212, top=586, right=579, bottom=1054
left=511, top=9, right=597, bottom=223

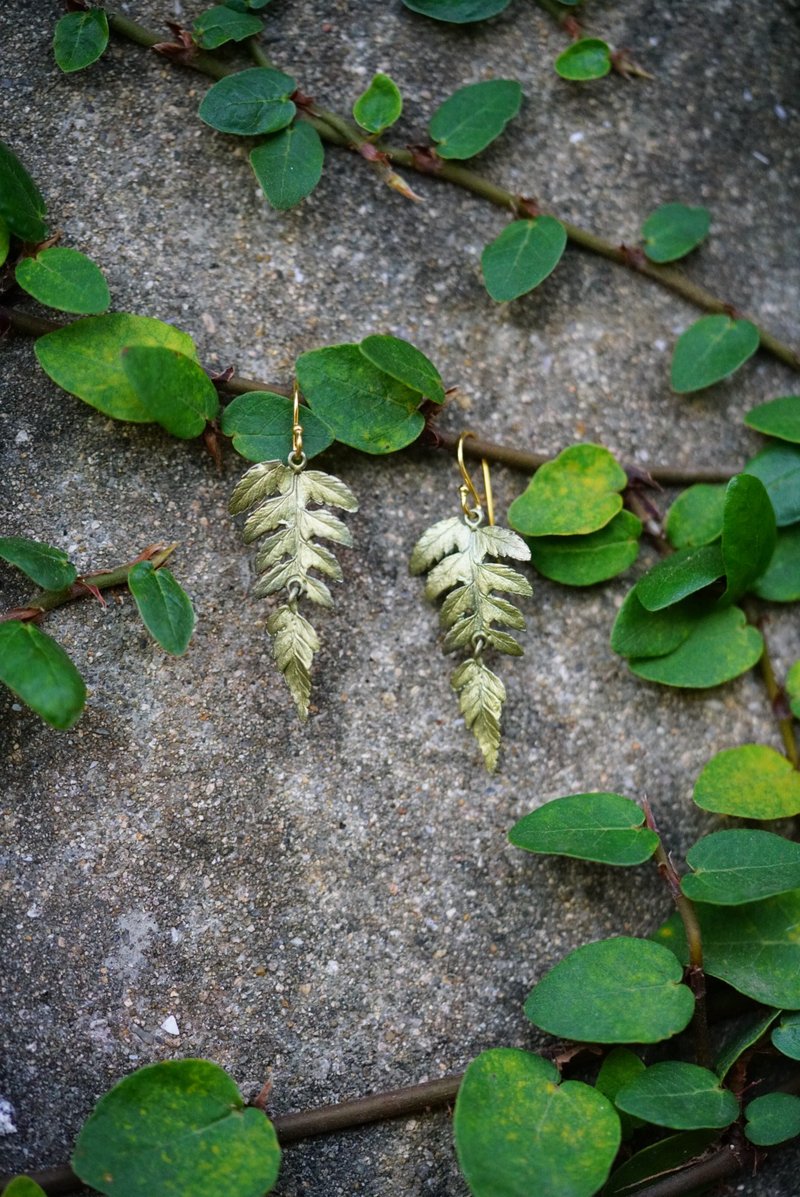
left=0, top=537, right=195, bottom=729
left=454, top=773, right=800, bottom=1196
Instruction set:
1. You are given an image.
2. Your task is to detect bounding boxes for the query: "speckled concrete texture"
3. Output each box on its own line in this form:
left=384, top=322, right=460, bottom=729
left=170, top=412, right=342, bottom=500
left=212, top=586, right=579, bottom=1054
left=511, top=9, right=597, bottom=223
left=1, top=1, right=799, bottom=1193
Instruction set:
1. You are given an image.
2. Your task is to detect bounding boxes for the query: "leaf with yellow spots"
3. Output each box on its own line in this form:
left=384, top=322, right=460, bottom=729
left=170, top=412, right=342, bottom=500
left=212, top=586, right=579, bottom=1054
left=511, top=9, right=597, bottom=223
left=508, top=443, right=628, bottom=537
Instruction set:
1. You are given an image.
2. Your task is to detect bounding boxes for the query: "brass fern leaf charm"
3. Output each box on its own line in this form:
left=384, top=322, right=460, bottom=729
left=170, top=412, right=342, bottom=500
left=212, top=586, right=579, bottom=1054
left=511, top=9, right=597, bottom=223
left=410, top=513, right=532, bottom=770
left=230, top=457, right=357, bottom=719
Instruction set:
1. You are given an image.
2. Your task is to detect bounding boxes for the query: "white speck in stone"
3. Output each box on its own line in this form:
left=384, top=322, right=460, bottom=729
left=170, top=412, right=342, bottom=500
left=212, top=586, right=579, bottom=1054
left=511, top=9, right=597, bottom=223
left=569, top=131, right=584, bottom=144
left=752, top=151, right=769, bottom=165
left=654, top=338, right=667, bottom=352
left=14, top=429, right=29, bottom=444
left=0, top=1099, right=17, bottom=1135
left=743, top=89, right=753, bottom=102
left=775, top=104, right=787, bottom=120
left=170, top=927, right=183, bottom=943
left=325, top=960, right=339, bottom=974
left=25, top=904, right=40, bottom=919
left=648, top=36, right=659, bottom=46
left=161, top=1015, right=180, bottom=1036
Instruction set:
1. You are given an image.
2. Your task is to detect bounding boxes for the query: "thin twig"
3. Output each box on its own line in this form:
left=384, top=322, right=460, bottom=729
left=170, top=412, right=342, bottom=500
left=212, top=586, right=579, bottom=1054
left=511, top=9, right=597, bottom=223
left=746, top=604, right=800, bottom=768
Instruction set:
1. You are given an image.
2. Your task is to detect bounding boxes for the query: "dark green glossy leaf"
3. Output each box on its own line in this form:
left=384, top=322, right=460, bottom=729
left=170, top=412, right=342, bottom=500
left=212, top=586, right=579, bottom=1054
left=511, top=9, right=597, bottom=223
left=53, top=9, right=109, bottom=73
left=15, top=247, right=110, bottom=315
left=665, top=484, right=725, bottom=549
left=628, top=605, right=762, bottom=688
left=35, top=314, right=198, bottom=423
left=744, top=443, right=800, bottom=526
left=671, top=316, right=759, bottom=394
left=1, top=1179, right=48, bottom=1197
left=0, top=215, right=9, bottom=267
left=772, top=1011, right=800, bottom=1060
left=745, top=395, right=800, bottom=444
left=353, top=74, right=403, bottom=134
left=0, top=620, right=85, bottom=730
left=359, top=335, right=445, bottom=404
left=787, top=661, right=800, bottom=719
left=482, top=216, right=567, bottom=301
left=527, top=510, right=642, bottom=586
left=402, top=0, right=511, bottom=19
left=0, top=536, right=76, bottom=590
left=525, top=937, right=694, bottom=1043
left=221, top=391, right=334, bottom=461
left=128, top=564, right=196, bottom=656
left=192, top=6, right=263, bottom=48
left=641, top=203, right=711, bottom=264
left=745, top=1093, right=800, bottom=1146
left=508, top=444, right=627, bottom=537
left=616, top=1063, right=738, bottom=1130
left=715, top=1008, right=779, bottom=1081
left=429, top=80, right=522, bottom=160
left=250, top=122, right=324, bottom=210
left=595, top=1048, right=646, bottom=1139
left=753, top=525, right=800, bottom=601
left=508, top=792, right=659, bottom=866
left=719, top=474, right=776, bottom=603
left=199, top=68, right=297, bottom=136
left=682, top=830, right=800, bottom=904
left=693, top=743, right=800, bottom=819
left=604, top=1131, right=718, bottom=1196
left=610, top=590, right=698, bottom=659
left=0, top=140, right=48, bottom=242
left=71, top=1059, right=281, bottom=1197
left=635, top=544, right=724, bottom=611
left=454, top=1049, right=620, bottom=1197
left=121, top=347, right=219, bottom=438
left=296, top=344, right=425, bottom=453
left=554, top=39, right=612, bottom=81
left=223, top=0, right=272, bottom=9
left=655, top=892, right=800, bottom=1007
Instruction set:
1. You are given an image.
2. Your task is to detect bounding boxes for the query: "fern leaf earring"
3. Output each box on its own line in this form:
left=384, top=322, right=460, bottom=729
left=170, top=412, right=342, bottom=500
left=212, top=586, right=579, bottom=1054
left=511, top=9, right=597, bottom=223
left=410, top=431, right=532, bottom=771
left=229, top=381, right=358, bottom=720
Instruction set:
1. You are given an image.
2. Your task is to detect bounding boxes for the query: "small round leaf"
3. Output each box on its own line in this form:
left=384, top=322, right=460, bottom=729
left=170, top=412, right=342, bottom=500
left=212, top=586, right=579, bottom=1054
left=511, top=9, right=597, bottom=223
left=121, top=346, right=219, bottom=439
left=693, top=743, right=800, bottom=819
left=715, top=1008, right=780, bottom=1082
left=353, top=73, right=403, bottom=134
left=508, top=444, right=627, bottom=537
left=604, top=1131, right=718, bottom=1197
left=616, top=1063, right=738, bottom=1130
left=402, top=0, right=511, bottom=20
left=719, top=473, right=776, bottom=603
left=429, top=80, right=522, bottom=160
left=128, top=563, right=196, bottom=657
left=1, top=1179, right=48, bottom=1197
left=682, top=830, right=800, bottom=904
left=221, top=391, right=334, bottom=461
left=555, top=39, right=612, bottom=82
left=665, top=484, right=725, bottom=549
left=628, top=605, right=763, bottom=689
left=610, top=590, right=698, bottom=659
left=0, top=620, right=85, bottom=730
left=0, top=215, right=9, bottom=267
left=359, top=335, right=445, bottom=404
left=53, top=9, right=109, bottom=73
left=745, top=1093, right=800, bottom=1146
left=454, top=1048, right=620, bottom=1197
left=745, top=395, right=800, bottom=445
left=525, top=937, right=694, bottom=1043
left=0, top=537, right=77, bottom=591
left=743, top=443, right=800, bottom=526
left=635, top=543, right=724, bottom=612
left=509, top=792, right=659, bottom=866
left=192, top=6, right=263, bottom=49
left=250, top=123, right=325, bottom=211
left=641, top=203, right=711, bottom=263
left=671, top=316, right=759, bottom=394
left=526, top=510, right=641, bottom=586
left=15, top=247, right=110, bottom=315
left=482, top=216, right=567, bottom=302
left=199, top=68, right=297, bottom=137
left=753, top=525, right=800, bottom=602
left=772, top=1011, right=800, bottom=1061
left=0, top=139, right=48, bottom=242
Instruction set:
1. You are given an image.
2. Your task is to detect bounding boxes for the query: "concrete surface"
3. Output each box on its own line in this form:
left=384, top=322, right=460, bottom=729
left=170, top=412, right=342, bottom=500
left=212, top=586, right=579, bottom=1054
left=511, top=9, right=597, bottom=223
left=1, top=0, right=798, bottom=1193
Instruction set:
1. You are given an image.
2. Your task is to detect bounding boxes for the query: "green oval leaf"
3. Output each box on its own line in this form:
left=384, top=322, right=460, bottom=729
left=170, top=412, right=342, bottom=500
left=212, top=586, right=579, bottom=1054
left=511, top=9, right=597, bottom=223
left=787, top=660, right=800, bottom=719
left=610, top=590, right=698, bottom=659
left=753, top=525, right=800, bottom=601
left=353, top=73, right=403, bottom=134
left=402, top=0, right=511, bottom=20
left=192, top=6, right=263, bottom=49
left=0, top=140, right=48, bottom=242
left=693, top=743, right=800, bottom=819
left=454, top=1049, right=620, bottom=1197
left=744, top=443, right=800, bottom=526
left=554, top=39, right=612, bottom=82
left=595, top=1048, right=646, bottom=1139
left=604, top=1131, right=718, bottom=1197
left=71, top=1059, right=281, bottom=1197
left=772, top=1011, right=800, bottom=1060
left=15, top=246, right=110, bottom=315
left=53, top=9, right=110, bottom=73
left=121, top=347, right=219, bottom=438
left=509, top=792, right=659, bottom=866
left=0, top=620, right=85, bottom=729
left=296, top=344, right=426, bottom=453
left=745, top=395, right=800, bottom=445
left=34, top=314, right=198, bottom=423
left=508, top=444, right=627, bottom=537
left=429, top=80, right=522, bottom=160
left=634, top=544, right=725, bottom=612
left=682, top=830, right=800, bottom=904
left=1, top=1179, right=48, bottom=1197
left=720, top=474, right=776, bottom=603
left=0, top=215, right=9, bottom=267
left=0, top=536, right=77, bottom=590
left=671, top=316, right=760, bottom=394
left=359, top=335, right=445, bottom=404
left=128, top=563, right=196, bottom=656
left=482, top=216, right=567, bottom=302
left=641, top=203, right=711, bottom=263
left=715, top=1008, right=780, bottom=1081
left=628, top=605, right=763, bottom=688
left=221, top=391, right=334, bottom=461
left=525, top=937, right=694, bottom=1043
left=250, top=122, right=324, bottom=210
left=665, top=484, right=725, bottom=549
left=527, top=510, right=642, bottom=586
left=655, top=892, right=800, bottom=1007
left=199, top=68, right=297, bottom=136
left=616, top=1063, right=738, bottom=1131
left=745, top=1092, right=800, bottom=1146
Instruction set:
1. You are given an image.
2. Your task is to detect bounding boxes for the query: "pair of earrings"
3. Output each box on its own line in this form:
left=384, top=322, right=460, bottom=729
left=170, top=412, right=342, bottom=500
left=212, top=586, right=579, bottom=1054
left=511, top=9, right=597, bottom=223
left=230, top=387, right=532, bottom=771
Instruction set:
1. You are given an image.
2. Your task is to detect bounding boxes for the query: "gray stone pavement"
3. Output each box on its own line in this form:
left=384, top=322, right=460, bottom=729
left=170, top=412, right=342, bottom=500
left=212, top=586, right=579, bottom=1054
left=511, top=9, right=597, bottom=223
left=1, top=0, right=798, bottom=1192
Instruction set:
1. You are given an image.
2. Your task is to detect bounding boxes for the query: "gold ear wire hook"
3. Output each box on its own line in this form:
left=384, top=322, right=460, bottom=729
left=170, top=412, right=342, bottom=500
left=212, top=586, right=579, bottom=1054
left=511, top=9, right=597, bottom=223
left=291, top=379, right=304, bottom=462
left=457, top=431, right=494, bottom=526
